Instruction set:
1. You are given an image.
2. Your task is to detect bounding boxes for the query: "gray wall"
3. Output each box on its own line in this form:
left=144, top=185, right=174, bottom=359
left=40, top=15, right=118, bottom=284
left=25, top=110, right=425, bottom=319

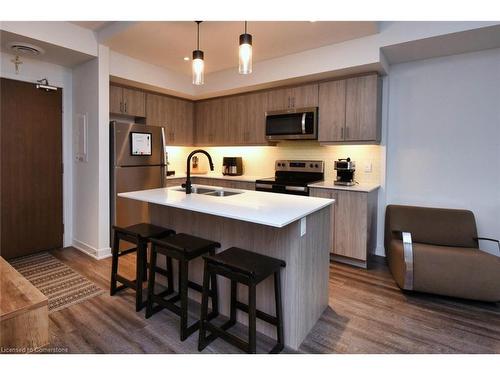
left=380, top=48, right=500, bottom=255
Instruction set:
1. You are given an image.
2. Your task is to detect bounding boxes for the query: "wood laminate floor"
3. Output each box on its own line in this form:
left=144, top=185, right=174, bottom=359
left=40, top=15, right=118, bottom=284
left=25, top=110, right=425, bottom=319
left=45, top=247, right=500, bottom=354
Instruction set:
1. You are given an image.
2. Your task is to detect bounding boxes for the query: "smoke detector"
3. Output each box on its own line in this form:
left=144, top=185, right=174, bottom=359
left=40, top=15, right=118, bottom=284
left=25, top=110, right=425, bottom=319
left=7, top=42, right=45, bottom=56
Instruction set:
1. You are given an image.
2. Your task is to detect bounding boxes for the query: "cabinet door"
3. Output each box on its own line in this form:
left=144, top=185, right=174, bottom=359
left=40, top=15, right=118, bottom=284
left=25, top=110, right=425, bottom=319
left=266, top=87, right=291, bottom=111
left=334, top=191, right=367, bottom=261
left=123, top=88, right=146, bottom=117
left=110, top=85, right=123, bottom=114
left=146, top=93, right=166, bottom=126
left=345, top=74, right=379, bottom=141
left=318, top=80, right=346, bottom=142
left=194, top=101, right=211, bottom=145
left=291, top=83, right=318, bottom=108
left=310, top=188, right=335, bottom=254
left=225, top=95, right=245, bottom=145
left=245, top=91, right=268, bottom=144
left=172, top=99, right=193, bottom=145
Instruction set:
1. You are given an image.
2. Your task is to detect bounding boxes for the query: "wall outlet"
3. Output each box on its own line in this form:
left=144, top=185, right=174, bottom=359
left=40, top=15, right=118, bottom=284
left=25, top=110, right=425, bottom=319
left=364, top=162, right=373, bottom=173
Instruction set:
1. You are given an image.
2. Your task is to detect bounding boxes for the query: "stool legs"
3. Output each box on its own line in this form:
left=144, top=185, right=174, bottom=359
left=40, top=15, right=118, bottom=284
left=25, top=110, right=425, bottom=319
left=179, top=259, right=189, bottom=341
left=145, top=245, right=158, bottom=319
left=248, top=284, right=257, bottom=354
left=110, top=231, right=120, bottom=296
left=135, top=242, right=147, bottom=311
left=229, top=280, right=237, bottom=325
left=198, top=261, right=211, bottom=351
left=271, top=271, right=284, bottom=353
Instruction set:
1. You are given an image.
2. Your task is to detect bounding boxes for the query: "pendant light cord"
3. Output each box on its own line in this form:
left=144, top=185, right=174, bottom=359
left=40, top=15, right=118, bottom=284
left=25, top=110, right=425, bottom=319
left=245, top=21, right=247, bottom=34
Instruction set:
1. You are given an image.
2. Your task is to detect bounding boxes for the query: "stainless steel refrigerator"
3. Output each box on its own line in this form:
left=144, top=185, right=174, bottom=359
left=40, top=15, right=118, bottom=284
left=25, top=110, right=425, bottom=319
left=110, top=121, right=167, bottom=234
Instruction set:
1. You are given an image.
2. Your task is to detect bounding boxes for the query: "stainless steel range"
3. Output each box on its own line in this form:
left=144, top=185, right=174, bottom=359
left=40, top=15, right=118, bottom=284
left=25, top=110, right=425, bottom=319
left=255, top=160, right=324, bottom=196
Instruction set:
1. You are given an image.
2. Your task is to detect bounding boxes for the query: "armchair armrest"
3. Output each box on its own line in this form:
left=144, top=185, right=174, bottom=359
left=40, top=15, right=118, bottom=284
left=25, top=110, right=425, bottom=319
left=474, top=237, right=500, bottom=254
left=392, top=230, right=414, bottom=290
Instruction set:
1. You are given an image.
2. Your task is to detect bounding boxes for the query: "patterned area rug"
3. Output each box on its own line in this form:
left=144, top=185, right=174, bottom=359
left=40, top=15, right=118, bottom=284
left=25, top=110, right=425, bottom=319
left=9, top=252, right=104, bottom=313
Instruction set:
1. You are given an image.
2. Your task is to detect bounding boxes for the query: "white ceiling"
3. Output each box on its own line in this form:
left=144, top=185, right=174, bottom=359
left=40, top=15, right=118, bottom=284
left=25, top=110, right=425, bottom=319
left=94, top=21, right=378, bottom=76
left=71, top=21, right=112, bottom=31
left=0, top=30, right=95, bottom=67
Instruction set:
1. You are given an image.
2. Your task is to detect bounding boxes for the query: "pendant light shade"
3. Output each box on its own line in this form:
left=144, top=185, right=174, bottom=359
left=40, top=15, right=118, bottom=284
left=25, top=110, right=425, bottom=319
left=239, top=21, right=252, bottom=75
left=192, top=21, right=204, bottom=85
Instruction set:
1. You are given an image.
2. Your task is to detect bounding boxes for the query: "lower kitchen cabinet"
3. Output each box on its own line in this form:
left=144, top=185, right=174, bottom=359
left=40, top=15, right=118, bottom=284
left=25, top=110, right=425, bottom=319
left=310, top=187, right=378, bottom=268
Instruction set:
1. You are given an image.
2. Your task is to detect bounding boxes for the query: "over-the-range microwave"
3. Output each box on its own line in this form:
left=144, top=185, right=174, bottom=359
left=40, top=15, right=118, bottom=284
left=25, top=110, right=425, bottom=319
left=265, top=107, right=318, bottom=141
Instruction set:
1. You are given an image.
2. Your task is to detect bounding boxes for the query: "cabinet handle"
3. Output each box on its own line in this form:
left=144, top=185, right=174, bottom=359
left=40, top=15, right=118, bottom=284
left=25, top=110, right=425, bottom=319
left=292, top=97, right=295, bottom=108
left=341, top=127, right=344, bottom=139
left=287, top=97, right=291, bottom=108
left=346, top=127, right=349, bottom=139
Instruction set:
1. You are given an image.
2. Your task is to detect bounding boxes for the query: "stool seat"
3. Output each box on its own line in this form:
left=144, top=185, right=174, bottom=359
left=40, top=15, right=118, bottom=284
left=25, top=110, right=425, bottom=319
left=151, top=233, right=221, bottom=260
left=204, top=247, right=286, bottom=283
left=113, top=223, right=174, bottom=240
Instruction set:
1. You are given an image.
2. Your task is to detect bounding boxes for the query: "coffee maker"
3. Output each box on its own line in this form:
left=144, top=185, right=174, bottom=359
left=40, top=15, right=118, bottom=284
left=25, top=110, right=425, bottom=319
left=334, top=157, right=356, bottom=186
left=222, top=157, right=243, bottom=176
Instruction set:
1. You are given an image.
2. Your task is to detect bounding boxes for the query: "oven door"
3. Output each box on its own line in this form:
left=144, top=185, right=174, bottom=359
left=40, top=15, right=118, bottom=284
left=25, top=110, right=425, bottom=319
left=265, top=107, right=317, bottom=140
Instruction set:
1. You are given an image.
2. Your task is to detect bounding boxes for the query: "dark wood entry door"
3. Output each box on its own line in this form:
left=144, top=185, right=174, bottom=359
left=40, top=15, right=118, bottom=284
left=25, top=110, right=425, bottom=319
left=1, top=78, right=63, bottom=259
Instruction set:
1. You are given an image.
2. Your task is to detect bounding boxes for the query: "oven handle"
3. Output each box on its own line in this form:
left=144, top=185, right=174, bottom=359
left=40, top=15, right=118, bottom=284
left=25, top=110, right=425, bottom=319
left=255, top=183, right=273, bottom=189
left=285, top=185, right=308, bottom=192
left=301, top=112, right=306, bottom=134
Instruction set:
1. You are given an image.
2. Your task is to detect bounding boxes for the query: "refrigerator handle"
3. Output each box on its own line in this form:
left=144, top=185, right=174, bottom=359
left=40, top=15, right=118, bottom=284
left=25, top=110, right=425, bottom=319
left=160, top=126, right=167, bottom=187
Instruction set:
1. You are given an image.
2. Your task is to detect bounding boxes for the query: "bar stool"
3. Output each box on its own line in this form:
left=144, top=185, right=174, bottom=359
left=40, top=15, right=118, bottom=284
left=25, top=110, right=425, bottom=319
left=146, top=233, right=220, bottom=341
left=198, top=247, right=286, bottom=354
left=110, top=223, right=175, bottom=311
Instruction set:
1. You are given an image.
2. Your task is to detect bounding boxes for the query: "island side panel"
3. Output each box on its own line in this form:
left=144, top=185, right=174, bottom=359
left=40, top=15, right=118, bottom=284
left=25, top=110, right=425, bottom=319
left=149, top=204, right=330, bottom=350
left=295, top=206, right=331, bottom=347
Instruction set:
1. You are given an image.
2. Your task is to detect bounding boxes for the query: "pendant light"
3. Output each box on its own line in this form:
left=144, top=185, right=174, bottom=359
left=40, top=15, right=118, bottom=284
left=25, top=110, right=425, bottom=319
left=192, top=21, right=204, bottom=85
left=239, top=21, right=253, bottom=75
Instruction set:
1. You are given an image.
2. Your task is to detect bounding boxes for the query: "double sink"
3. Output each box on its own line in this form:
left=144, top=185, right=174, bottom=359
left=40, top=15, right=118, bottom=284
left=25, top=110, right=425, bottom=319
left=174, top=186, right=243, bottom=197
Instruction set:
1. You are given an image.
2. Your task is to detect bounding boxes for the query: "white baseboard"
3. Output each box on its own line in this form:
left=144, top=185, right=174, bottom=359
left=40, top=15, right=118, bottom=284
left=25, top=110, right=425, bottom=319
left=72, top=238, right=111, bottom=260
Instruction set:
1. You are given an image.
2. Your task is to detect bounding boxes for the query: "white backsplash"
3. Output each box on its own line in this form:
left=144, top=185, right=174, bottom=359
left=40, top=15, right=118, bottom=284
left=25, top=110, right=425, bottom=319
left=166, top=141, right=382, bottom=184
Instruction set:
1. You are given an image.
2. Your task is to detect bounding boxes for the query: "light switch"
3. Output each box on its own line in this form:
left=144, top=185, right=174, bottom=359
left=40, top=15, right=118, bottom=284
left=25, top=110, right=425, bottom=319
left=300, top=217, right=307, bottom=236
left=364, top=162, right=372, bottom=173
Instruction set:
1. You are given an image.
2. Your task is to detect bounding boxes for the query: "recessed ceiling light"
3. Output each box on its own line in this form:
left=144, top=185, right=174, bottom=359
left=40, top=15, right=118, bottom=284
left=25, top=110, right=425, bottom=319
left=183, top=56, right=189, bottom=61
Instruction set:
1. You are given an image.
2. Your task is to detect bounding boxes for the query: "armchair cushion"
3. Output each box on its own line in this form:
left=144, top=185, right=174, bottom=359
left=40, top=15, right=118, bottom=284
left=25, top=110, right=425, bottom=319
left=413, top=242, right=500, bottom=302
left=385, top=205, right=478, bottom=248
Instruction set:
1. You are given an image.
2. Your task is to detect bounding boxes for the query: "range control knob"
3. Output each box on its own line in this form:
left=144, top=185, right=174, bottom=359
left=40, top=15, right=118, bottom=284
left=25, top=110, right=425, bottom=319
left=315, top=164, right=319, bottom=168
left=309, top=163, right=314, bottom=168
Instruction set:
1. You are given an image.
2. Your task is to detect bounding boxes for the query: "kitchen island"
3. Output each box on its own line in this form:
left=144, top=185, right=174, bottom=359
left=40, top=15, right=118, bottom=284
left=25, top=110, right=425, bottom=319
left=119, top=185, right=334, bottom=350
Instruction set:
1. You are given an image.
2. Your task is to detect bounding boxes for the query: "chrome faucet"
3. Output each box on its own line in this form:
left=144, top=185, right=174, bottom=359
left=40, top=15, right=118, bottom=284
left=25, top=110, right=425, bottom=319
left=182, top=149, right=214, bottom=194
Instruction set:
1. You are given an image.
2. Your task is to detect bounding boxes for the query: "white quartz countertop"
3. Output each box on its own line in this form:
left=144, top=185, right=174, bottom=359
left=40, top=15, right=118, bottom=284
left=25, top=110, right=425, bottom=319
left=308, top=181, right=380, bottom=193
left=166, top=173, right=267, bottom=182
left=118, top=185, right=334, bottom=228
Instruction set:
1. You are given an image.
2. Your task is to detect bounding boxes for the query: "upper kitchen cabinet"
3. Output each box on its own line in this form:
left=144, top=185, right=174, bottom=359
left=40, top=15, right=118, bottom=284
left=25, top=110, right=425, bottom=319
left=109, top=85, right=146, bottom=117
left=266, top=83, right=319, bottom=111
left=318, top=79, right=346, bottom=142
left=194, top=97, right=227, bottom=146
left=345, top=74, right=381, bottom=142
left=146, top=93, right=194, bottom=146
left=244, top=91, right=268, bottom=144
left=194, top=91, right=268, bottom=146
left=318, top=74, right=381, bottom=144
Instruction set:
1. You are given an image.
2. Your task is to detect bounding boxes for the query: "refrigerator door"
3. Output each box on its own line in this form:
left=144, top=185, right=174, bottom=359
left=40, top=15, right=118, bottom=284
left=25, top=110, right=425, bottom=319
left=112, top=165, right=165, bottom=229
left=112, top=122, right=166, bottom=167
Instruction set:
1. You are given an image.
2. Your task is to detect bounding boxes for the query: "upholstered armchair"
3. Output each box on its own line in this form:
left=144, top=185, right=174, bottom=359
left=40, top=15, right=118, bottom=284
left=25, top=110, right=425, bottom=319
left=385, top=205, right=500, bottom=302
